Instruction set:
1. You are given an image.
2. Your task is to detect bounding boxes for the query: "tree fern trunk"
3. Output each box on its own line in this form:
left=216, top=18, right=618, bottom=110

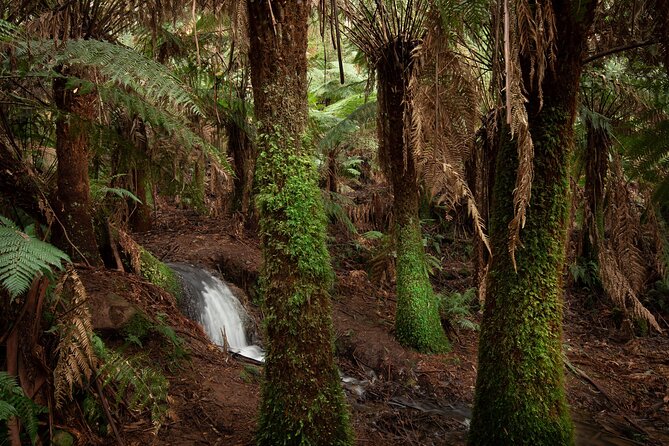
left=227, top=118, right=255, bottom=219
left=469, top=2, right=597, bottom=445
left=247, top=2, right=353, bottom=445
left=53, top=71, right=103, bottom=266
left=377, top=47, right=450, bottom=354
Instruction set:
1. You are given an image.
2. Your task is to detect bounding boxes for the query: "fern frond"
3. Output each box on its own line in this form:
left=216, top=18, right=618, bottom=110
left=93, top=336, right=169, bottom=429
left=52, top=268, right=97, bottom=408
left=0, top=215, right=69, bottom=300
left=0, top=372, right=45, bottom=444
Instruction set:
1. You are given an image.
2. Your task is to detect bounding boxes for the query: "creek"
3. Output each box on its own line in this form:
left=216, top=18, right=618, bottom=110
left=169, top=264, right=650, bottom=446
left=169, top=263, right=265, bottom=363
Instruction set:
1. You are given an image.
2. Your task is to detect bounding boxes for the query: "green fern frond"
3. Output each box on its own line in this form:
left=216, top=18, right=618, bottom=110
left=0, top=372, right=45, bottom=444
left=93, top=336, right=169, bottom=429
left=53, top=39, right=203, bottom=117
left=0, top=215, right=69, bottom=300
left=90, top=181, right=142, bottom=204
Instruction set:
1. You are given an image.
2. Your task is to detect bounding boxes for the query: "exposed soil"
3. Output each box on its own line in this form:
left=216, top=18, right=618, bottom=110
left=99, top=203, right=669, bottom=446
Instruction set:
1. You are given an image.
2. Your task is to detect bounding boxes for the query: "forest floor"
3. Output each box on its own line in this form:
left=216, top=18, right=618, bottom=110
left=102, top=204, right=669, bottom=446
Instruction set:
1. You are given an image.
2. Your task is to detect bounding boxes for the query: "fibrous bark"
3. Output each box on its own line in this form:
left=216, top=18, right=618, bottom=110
left=469, top=1, right=598, bottom=445
left=247, top=2, right=353, bottom=445
left=53, top=71, right=103, bottom=266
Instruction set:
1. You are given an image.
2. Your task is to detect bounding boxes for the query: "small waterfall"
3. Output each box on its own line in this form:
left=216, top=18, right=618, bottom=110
left=170, top=263, right=265, bottom=363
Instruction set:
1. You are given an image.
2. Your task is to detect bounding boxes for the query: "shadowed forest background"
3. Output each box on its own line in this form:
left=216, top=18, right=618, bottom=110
left=0, top=0, right=668, bottom=445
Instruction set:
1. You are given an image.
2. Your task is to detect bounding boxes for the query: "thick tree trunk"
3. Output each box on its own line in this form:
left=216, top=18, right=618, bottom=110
left=469, top=2, right=598, bottom=445
left=377, top=45, right=450, bottom=353
left=247, top=2, right=353, bottom=445
left=53, top=73, right=103, bottom=266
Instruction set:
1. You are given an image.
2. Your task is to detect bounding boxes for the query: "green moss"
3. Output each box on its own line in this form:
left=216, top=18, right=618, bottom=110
left=254, top=126, right=353, bottom=446
left=139, top=248, right=182, bottom=300
left=468, top=108, right=574, bottom=446
left=394, top=219, right=451, bottom=353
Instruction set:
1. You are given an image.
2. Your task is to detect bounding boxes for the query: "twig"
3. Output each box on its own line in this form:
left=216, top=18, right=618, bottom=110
left=94, top=378, right=126, bottom=446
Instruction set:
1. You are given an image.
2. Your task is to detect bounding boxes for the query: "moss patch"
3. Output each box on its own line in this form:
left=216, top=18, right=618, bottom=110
left=394, top=219, right=451, bottom=353
left=139, top=248, right=182, bottom=300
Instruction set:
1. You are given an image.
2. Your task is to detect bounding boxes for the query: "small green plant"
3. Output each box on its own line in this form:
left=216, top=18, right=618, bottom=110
left=438, top=288, right=479, bottom=331
left=0, top=372, right=46, bottom=444
left=92, top=335, right=169, bottom=429
left=570, top=257, right=601, bottom=290
left=122, top=313, right=188, bottom=364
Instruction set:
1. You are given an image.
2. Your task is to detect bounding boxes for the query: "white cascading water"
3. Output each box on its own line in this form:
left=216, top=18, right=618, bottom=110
left=169, top=263, right=265, bottom=363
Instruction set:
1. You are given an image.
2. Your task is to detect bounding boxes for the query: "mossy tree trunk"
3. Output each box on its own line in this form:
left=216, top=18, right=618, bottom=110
left=469, top=2, right=598, bottom=445
left=53, top=71, right=103, bottom=266
left=247, top=2, right=353, bottom=445
left=376, top=43, right=450, bottom=353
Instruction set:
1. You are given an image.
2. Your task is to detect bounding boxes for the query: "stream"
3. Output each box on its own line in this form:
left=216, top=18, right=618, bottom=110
left=169, top=263, right=265, bottom=363
left=170, top=263, right=652, bottom=446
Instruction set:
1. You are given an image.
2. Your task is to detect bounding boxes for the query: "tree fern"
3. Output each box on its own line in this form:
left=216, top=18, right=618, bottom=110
left=0, top=215, right=69, bottom=300
left=0, top=372, right=45, bottom=445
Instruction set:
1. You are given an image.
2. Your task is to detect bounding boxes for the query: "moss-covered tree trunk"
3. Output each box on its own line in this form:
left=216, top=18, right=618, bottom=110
left=468, top=2, right=597, bottom=445
left=53, top=72, right=103, bottom=266
left=247, top=2, right=353, bottom=445
left=377, top=44, right=450, bottom=353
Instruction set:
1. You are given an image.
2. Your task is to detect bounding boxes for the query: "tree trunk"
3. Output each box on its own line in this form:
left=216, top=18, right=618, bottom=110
left=581, top=123, right=609, bottom=259
left=469, top=2, right=597, bottom=445
left=247, top=2, right=353, bottom=445
left=128, top=120, right=153, bottom=232
left=227, top=117, right=255, bottom=218
left=52, top=72, right=103, bottom=266
left=377, top=43, right=450, bottom=353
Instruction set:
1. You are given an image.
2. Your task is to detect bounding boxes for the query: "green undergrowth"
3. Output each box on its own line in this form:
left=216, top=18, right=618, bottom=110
left=138, top=247, right=182, bottom=300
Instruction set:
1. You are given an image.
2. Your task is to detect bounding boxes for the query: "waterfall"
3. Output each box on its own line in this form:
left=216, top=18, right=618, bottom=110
left=169, top=263, right=265, bottom=363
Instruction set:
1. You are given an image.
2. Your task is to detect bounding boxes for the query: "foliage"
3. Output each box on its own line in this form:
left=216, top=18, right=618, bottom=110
left=92, top=335, right=169, bottom=429
left=438, top=288, right=479, bottom=331
left=51, top=268, right=98, bottom=409
left=0, top=372, right=46, bottom=445
left=0, top=215, right=70, bottom=300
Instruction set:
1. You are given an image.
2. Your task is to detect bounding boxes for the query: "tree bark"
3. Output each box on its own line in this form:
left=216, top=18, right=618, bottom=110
left=377, top=42, right=450, bottom=353
left=52, top=71, right=103, bottom=266
left=469, top=1, right=598, bottom=445
left=227, top=117, right=255, bottom=218
left=247, top=2, right=353, bottom=445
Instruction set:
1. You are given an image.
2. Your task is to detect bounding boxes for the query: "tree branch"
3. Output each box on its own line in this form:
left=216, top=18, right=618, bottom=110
left=583, top=40, right=659, bottom=64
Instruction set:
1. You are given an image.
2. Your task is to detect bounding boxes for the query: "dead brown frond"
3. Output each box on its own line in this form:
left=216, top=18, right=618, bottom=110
left=52, top=267, right=97, bottom=408
left=410, top=17, right=490, bottom=255
left=117, top=227, right=142, bottom=274
left=498, top=0, right=557, bottom=269
left=597, top=155, right=662, bottom=333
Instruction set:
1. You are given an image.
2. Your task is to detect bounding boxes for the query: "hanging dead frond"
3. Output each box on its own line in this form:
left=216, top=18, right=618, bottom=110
left=117, top=227, right=142, bottom=274
left=596, top=155, right=662, bottom=333
left=499, top=0, right=557, bottom=269
left=52, top=267, right=97, bottom=408
left=410, top=15, right=490, bottom=255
